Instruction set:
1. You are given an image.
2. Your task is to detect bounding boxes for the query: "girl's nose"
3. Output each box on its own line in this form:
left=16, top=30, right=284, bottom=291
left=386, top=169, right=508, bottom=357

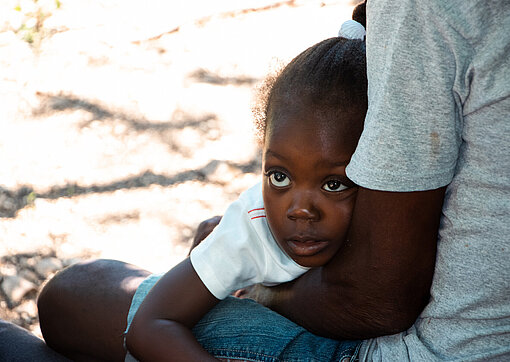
left=287, top=194, right=320, bottom=221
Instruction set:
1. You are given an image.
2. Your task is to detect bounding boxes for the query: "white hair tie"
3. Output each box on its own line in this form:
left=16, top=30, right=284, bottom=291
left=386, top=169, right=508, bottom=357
left=338, top=19, right=366, bottom=40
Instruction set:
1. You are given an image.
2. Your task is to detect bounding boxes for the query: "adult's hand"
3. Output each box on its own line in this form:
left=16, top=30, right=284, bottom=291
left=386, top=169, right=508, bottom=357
left=188, top=216, right=222, bottom=255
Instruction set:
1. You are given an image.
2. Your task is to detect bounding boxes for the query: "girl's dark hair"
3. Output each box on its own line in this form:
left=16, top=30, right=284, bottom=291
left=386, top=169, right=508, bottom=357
left=253, top=37, right=367, bottom=142
left=352, top=0, right=366, bottom=28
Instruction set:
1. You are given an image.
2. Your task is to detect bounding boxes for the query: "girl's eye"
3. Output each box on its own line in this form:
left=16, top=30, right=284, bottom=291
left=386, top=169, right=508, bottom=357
left=322, top=180, right=348, bottom=192
left=269, top=171, right=291, bottom=188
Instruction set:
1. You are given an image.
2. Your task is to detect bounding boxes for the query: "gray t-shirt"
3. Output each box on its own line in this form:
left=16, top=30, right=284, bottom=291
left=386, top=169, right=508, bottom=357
left=346, top=1, right=510, bottom=360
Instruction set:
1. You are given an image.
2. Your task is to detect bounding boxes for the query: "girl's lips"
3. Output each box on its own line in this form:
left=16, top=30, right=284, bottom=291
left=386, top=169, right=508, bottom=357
left=287, top=239, right=329, bottom=257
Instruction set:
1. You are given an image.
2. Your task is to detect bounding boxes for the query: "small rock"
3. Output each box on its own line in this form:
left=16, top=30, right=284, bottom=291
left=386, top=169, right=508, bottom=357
left=25, top=257, right=37, bottom=267
left=19, top=256, right=30, bottom=267
left=0, top=192, right=18, bottom=217
left=14, top=299, right=38, bottom=320
left=19, top=269, right=40, bottom=284
left=1, top=275, right=37, bottom=305
left=34, top=257, right=63, bottom=277
left=0, top=264, right=17, bottom=277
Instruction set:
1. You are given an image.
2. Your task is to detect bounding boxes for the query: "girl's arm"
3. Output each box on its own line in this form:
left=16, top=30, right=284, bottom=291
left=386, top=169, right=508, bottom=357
left=125, top=258, right=219, bottom=362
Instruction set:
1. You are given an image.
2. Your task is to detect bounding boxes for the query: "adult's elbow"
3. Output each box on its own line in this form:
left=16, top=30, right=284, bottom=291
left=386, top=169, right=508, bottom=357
left=377, top=307, right=421, bottom=336
left=366, top=284, right=430, bottom=337
left=322, top=274, right=430, bottom=339
left=347, top=298, right=424, bottom=339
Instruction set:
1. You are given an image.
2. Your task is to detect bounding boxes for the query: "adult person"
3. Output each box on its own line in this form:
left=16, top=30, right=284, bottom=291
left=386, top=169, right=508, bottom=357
left=257, top=1, right=510, bottom=359
left=37, top=0, right=509, bottom=360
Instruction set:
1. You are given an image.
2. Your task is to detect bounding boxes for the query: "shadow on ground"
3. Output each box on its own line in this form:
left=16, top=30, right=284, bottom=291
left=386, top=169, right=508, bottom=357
left=0, top=158, right=261, bottom=218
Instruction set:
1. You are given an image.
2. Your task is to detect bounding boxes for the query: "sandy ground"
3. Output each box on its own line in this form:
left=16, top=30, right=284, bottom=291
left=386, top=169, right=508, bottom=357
left=0, top=0, right=357, bottom=338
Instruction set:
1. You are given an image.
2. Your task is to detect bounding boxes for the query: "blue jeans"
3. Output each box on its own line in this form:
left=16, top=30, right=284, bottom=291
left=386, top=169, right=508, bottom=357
left=0, top=319, right=70, bottom=361
left=126, top=274, right=361, bottom=361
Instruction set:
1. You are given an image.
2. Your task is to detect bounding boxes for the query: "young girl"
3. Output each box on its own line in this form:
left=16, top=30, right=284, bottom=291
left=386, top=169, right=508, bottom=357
left=125, top=20, right=368, bottom=362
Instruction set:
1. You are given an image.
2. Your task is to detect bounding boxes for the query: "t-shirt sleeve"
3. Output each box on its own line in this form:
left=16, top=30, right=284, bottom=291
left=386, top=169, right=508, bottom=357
left=190, top=183, right=308, bottom=299
left=346, top=2, right=466, bottom=192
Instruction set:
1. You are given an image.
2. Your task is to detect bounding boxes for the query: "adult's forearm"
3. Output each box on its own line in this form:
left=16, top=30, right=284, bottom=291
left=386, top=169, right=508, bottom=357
left=262, top=262, right=409, bottom=339
left=259, top=187, right=445, bottom=340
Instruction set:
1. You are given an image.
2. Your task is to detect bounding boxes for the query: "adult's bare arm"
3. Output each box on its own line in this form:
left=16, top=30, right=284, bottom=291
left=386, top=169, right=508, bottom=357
left=251, top=186, right=446, bottom=340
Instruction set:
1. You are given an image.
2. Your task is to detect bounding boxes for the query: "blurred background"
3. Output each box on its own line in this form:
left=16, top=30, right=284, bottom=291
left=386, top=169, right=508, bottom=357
left=0, top=0, right=358, bottom=337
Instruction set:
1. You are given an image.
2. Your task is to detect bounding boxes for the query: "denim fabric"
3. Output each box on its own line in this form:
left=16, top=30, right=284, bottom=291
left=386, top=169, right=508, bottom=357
left=125, top=274, right=361, bottom=361
left=0, top=319, right=70, bottom=361
left=192, top=296, right=360, bottom=362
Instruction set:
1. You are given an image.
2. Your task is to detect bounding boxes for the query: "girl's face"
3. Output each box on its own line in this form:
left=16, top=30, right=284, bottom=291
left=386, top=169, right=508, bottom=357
left=262, top=105, right=362, bottom=267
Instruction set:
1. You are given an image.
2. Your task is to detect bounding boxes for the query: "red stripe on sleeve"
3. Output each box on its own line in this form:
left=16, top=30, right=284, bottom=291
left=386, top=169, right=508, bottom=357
left=248, top=208, right=265, bottom=213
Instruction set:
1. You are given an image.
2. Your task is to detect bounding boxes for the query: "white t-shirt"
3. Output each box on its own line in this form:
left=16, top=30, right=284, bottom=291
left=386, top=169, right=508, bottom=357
left=190, top=182, right=309, bottom=300
left=346, top=1, right=510, bottom=360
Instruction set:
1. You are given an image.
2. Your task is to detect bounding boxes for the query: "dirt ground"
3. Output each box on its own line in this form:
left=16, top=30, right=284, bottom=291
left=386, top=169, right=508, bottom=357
left=0, top=0, right=357, bottom=339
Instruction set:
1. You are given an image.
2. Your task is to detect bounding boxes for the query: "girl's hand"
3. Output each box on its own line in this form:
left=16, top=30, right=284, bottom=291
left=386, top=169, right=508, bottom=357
left=188, top=216, right=222, bottom=255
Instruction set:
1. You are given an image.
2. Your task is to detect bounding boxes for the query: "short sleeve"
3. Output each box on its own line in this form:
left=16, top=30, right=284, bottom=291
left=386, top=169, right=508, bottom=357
left=190, top=183, right=308, bottom=299
left=346, top=1, right=466, bottom=192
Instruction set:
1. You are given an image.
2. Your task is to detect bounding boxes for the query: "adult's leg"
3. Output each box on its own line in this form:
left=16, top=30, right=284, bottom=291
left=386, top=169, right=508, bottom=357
left=194, top=297, right=361, bottom=362
left=125, top=272, right=360, bottom=362
left=40, top=259, right=360, bottom=362
left=0, top=319, right=70, bottom=361
left=37, top=259, right=151, bottom=361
